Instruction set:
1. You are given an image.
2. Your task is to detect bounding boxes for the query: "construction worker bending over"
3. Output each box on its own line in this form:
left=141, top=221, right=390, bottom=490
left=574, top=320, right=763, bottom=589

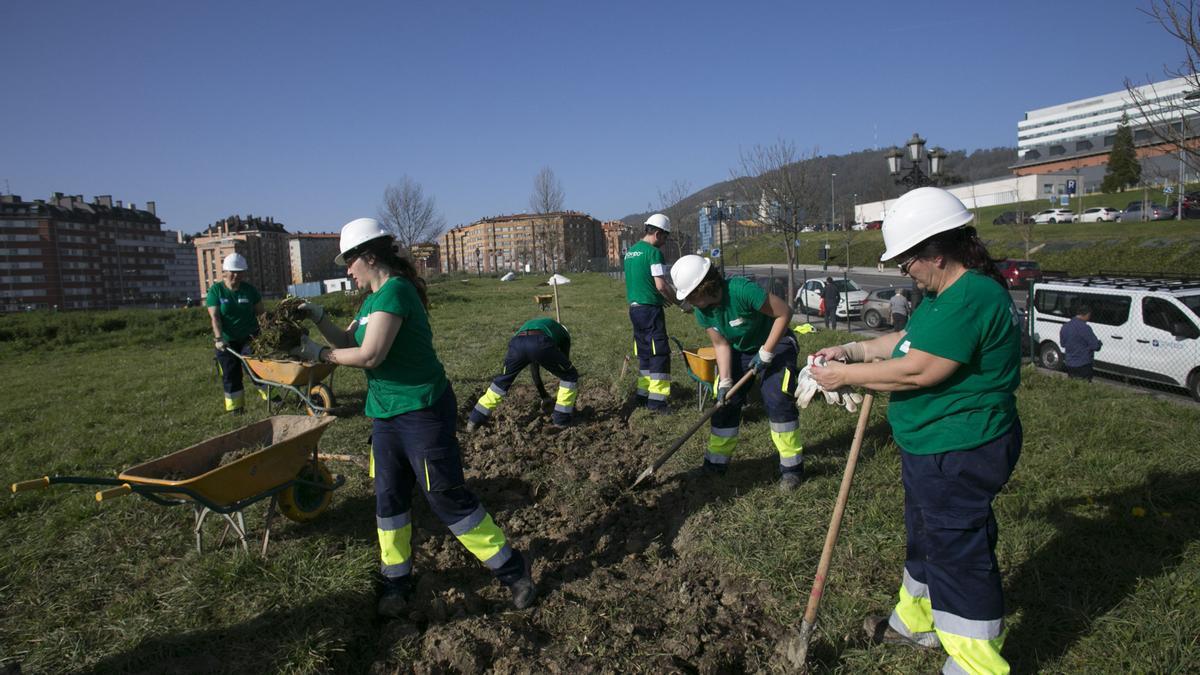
left=292, top=217, right=536, bottom=617
left=811, top=187, right=1021, bottom=675
left=466, top=317, right=578, bottom=433
left=670, top=255, right=805, bottom=491
left=623, top=213, right=679, bottom=413
left=205, top=253, right=266, bottom=414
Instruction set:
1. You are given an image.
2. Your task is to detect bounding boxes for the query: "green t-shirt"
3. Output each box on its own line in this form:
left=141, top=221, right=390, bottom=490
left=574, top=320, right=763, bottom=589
left=623, top=240, right=666, bottom=305
left=888, top=270, right=1021, bottom=455
left=205, top=282, right=261, bottom=342
left=694, top=277, right=771, bottom=353
left=517, top=317, right=571, bottom=355
left=355, top=277, right=448, bottom=419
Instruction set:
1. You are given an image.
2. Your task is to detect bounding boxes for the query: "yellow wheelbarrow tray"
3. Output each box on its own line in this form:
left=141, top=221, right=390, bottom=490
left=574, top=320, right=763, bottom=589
left=671, top=337, right=718, bottom=411
left=224, top=348, right=338, bottom=416
left=10, top=415, right=344, bottom=555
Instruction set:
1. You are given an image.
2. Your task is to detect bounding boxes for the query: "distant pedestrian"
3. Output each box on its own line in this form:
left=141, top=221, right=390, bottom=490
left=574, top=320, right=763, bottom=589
left=1061, top=305, right=1101, bottom=381
left=822, top=277, right=841, bottom=330
left=889, top=289, right=910, bottom=332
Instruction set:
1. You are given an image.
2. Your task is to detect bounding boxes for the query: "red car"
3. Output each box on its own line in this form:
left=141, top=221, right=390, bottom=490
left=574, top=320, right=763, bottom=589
left=995, top=259, right=1043, bottom=289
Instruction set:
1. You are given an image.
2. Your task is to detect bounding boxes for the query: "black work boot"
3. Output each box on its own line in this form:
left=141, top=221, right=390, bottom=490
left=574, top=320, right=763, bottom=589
left=508, top=557, right=538, bottom=610
left=778, top=471, right=803, bottom=492
left=377, top=576, right=414, bottom=619
left=863, top=615, right=940, bottom=650
left=701, top=459, right=728, bottom=476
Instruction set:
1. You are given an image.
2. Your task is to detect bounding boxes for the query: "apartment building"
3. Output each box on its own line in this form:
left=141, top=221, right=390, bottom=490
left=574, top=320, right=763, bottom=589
left=440, top=211, right=603, bottom=274
left=193, top=215, right=291, bottom=298
left=0, top=193, right=173, bottom=311
left=288, top=233, right=341, bottom=285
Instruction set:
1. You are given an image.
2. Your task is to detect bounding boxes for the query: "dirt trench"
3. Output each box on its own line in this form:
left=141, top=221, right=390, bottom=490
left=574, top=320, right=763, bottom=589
left=367, top=384, right=793, bottom=674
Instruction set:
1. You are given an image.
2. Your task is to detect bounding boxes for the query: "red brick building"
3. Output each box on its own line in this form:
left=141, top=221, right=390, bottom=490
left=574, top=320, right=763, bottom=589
left=440, top=211, right=603, bottom=274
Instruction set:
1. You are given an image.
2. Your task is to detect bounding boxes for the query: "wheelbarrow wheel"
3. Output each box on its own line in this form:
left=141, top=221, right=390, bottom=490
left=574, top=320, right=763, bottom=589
left=278, top=461, right=334, bottom=523
left=305, top=384, right=336, bottom=416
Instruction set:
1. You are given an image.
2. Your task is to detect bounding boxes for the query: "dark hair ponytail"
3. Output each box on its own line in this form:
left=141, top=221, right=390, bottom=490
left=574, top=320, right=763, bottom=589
left=360, top=237, right=430, bottom=309
left=920, top=226, right=1005, bottom=287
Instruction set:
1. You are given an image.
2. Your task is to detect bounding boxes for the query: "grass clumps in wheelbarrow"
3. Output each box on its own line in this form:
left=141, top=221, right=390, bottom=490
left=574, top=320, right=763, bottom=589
left=250, top=297, right=307, bottom=359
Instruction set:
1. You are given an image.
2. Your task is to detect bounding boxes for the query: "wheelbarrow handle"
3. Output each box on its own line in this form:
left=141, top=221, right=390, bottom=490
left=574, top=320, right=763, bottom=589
left=95, top=484, right=132, bottom=502
left=11, top=477, right=50, bottom=493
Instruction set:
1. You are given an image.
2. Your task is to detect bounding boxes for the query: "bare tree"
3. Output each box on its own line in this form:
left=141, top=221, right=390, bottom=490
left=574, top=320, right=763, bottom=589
left=378, top=176, right=446, bottom=253
left=1124, top=1, right=1200, bottom=175
left=529, top=166, right=565, bottom=214
left=730, top=140, right=822, bottom=305
left=656, top=179, right=693, bottom=260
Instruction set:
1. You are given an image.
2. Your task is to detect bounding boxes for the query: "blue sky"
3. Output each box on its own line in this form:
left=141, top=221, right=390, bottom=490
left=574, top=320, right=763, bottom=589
left=1, top=0, right=1187, bottom=234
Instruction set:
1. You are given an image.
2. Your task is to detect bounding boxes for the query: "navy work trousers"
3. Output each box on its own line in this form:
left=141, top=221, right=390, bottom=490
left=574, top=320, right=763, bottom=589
left=629, top=304, right=671, bottom=410
left=469, top=332, right=578, bottom=426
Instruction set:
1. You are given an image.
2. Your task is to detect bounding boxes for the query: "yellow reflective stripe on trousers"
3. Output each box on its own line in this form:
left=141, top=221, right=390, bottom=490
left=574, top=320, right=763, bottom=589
left=647, top=376, right=670, bottom=401
left=475, top=384, right=506, bottom=417
left=770, top=428, right=803, bottom=466
left=555, top=382, right=577, bottom=410
left=377, top=518, right=413, bottom=575
left=707, top=426, right=738, bottom=458
left=892, top=579, right=935, bottom=636
left=224, top=390, right=245, bottom=411
left=937, top=630, right=1008, bottom=675
left=636, top=372, right=650, bottom=397
left=452, top=510, right=509, bottom=564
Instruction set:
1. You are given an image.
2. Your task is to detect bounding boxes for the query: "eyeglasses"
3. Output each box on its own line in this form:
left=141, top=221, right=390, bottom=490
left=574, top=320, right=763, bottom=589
left=898, top=254, right=920, bottom=276
left=342, top=252, right=359, bottom=267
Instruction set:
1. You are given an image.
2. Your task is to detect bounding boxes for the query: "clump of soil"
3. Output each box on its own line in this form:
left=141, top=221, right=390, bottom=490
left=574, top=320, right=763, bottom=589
left=159, top=444, right=267, bottom=481
left=250, top=297, right=307, bottom=358
left=366, top=382, right=791, bottom=672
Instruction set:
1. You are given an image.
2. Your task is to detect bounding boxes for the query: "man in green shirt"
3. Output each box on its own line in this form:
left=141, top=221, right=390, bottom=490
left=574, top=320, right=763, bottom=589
left=623, top=213, right=678, bottom=412
left=466, top=317, right=578, bottom=431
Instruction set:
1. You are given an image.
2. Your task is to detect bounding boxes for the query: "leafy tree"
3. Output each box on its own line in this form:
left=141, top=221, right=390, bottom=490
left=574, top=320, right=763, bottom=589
left=1102, top=116, right=1141, bottom=193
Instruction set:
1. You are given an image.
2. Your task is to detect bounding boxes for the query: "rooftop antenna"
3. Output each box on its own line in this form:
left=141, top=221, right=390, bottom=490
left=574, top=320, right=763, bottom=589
left=3, top=179, right=9, bottom=195
left=873, top=123, right=878, bottom=151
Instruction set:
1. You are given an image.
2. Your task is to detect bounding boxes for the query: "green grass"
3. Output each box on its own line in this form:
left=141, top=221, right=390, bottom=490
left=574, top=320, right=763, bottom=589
left=734, top=187, right=1200, bottom=276
left=2, top=274, right=1199, bottom=672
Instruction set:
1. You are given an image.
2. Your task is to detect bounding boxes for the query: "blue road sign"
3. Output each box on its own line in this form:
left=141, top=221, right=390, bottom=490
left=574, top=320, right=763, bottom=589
left=1066, top=179, right=1076, bottom=194
left=710, top=248, right=721, bottom=257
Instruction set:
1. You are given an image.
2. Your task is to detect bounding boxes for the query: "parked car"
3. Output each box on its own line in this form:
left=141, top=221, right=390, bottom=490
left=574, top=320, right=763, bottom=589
left=1032, top=208, right=1075, bottom=224
left=1119, top=201, right=1174, bottom=222
left=865, top=220, right=883, bottom=230
left=851, top=222, right=867, bottom=231
left=992, top=210, right=1032, bottom=225
left=1030, top=276, right=1200, bottom=400
left=795, top=277, right=868, bottom=318
left=995, top=259, right=1043, bottom=289
left=1077, top=206, right=1120, bottom=223
left=861, top=286, right=912, bottom=329
left=1169, top=195, right=1200, bottom=219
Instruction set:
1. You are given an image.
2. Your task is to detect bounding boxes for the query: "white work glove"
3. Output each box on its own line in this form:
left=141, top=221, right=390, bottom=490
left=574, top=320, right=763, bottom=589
left=289, top=335, right=326, bottom=363
left=794, top=366, right=822, bottom=409
left=806, top=355, right=864, bottom=413
left=298, top=301, right=325, bottom=323
left=214, top=338, right=226, bottom=352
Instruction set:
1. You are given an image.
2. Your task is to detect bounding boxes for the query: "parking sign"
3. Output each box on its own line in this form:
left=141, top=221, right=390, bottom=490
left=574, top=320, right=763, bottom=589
left=1066, top=179, right=1076, bottom=194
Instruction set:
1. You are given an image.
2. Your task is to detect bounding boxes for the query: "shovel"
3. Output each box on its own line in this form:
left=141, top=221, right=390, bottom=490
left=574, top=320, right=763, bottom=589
left=782, top=388, right=876, bottom=671
left=610, top=354, right=631, bottom=396
left=630, top=369, right=757, bottom=489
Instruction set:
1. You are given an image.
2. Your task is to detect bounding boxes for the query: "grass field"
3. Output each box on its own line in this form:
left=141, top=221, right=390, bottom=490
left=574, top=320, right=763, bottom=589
left=2, top=275, right=1199, bottom=673
left=734, top=188, right=1200, bottom=276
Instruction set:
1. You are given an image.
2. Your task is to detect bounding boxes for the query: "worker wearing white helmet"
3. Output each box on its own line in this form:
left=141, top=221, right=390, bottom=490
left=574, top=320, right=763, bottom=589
left=294, top=217, right=536, bottom=616
left=809, top=187, right=1021, bottom=674
left=623, top=213, right=679, bottom=413
left=671, top=254, right=805, bottom=490
left=205, top=252, right=265, bottom=413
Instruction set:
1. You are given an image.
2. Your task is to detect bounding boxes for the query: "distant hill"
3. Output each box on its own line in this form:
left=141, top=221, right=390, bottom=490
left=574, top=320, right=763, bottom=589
left=621, top=146, right=1018, bottom=240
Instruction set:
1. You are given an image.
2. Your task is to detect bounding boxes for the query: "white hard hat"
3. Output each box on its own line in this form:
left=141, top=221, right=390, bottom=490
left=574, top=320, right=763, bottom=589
left=670, top=254, right=712, bottom=301
left=336, top=217, right=392, bottom=265
left=644, top=213, right=672, bottom=233
left=880, top=187, right=972, bottom=261
left=222, top=253, right=248, bottom=271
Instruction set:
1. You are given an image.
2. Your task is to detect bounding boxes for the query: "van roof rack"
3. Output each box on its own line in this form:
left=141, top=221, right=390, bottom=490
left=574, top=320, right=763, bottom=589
left=1036, top=271, right=1200, bottom=292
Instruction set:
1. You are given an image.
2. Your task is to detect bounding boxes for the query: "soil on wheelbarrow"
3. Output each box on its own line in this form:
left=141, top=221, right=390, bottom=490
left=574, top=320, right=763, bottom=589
left=366, top=383, right=793, bottom=673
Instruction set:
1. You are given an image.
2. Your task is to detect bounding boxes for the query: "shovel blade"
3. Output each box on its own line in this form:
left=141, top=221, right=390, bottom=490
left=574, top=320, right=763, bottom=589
left=778, top=620, right=815, bottom=672
left=631, top=465, right=655, bottom=489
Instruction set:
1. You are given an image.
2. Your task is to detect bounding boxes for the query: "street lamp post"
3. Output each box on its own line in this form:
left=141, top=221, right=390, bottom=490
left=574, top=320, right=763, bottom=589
left=704, top=198, right=731, bottom=272
left=825, top=173, right=836, bottom=271
left=886, top=132, right=947, bottom=189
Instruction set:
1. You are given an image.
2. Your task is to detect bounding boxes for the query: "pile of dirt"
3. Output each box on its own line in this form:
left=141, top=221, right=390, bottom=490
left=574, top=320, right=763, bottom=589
left=250, top=297, right=307, bottom=358
left=366, top=383, right=791, bottom=672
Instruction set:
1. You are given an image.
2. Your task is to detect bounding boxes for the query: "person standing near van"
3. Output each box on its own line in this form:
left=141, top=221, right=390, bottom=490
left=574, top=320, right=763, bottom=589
left=889, top=289, right=910, bottom=332
left=624, top=213, right=677, bottom=413
left=1060, top=305, right=1101, bottom=381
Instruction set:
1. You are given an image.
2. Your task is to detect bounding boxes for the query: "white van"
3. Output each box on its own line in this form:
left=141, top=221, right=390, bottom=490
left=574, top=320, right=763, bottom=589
left=1029, top=275, right=1200, bottom=400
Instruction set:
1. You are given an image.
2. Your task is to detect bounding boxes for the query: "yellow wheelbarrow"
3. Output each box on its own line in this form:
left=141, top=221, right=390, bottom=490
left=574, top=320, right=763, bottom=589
left=225, top=348, right=338, bottom=416
left=10, top=416, right=343, bottom=556
left=671, top=337, right=718, bottom=411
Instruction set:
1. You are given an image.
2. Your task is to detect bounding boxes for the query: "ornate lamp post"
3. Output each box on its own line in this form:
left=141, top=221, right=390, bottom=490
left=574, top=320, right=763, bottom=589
left=887, top=133, right=947, bottom=189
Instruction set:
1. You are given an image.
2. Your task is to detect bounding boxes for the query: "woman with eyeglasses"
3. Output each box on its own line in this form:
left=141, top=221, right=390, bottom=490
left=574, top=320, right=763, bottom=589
left=293, top=218, right=536, bottom=618
left=205, top=252, right=265, bottom=414
left=810, top=187, right=1021, bottom=675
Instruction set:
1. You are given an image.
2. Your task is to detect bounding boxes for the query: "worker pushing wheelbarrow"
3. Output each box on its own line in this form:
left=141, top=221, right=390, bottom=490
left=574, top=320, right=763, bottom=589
left=224, top=348, right=338, bottom=416
left=10, top=415, right=344, bottom=556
